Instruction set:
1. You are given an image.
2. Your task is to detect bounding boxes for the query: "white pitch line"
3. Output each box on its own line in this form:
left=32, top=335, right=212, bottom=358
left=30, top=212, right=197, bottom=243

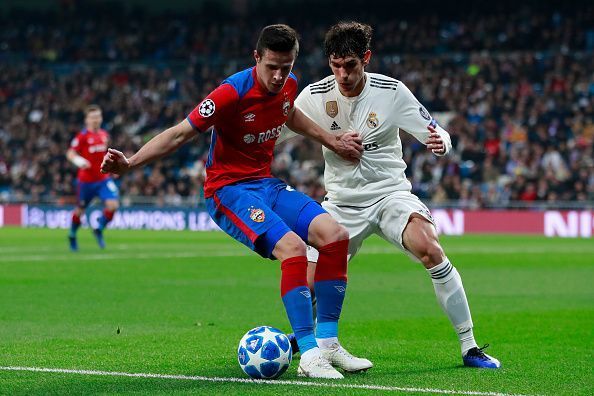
left=0, top=366, right=532, bottom=396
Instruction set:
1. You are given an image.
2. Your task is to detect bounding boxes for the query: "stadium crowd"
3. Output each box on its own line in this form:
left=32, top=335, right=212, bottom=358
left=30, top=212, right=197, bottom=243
left=0, top=2, right=593, bottom=208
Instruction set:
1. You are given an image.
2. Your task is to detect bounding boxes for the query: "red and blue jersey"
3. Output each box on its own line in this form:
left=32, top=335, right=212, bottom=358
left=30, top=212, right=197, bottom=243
left=69, top=128, right=110, bottom=183
left=187, top=67, right=298, bottom=198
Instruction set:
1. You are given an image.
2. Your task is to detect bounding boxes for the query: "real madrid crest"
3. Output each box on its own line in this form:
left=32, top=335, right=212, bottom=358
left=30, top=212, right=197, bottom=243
left=282, top=95, right=291, bottom=116
left=325, top=101, right=338, bottom=118
left=367, top=112, right=379, bottom=129
left=249, top=207, right=266, bottom=223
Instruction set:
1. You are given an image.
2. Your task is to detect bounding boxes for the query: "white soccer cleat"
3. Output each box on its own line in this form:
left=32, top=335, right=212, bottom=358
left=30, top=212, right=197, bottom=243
left=297, top=354, right=344, bottom=379
left=321, top=343, right=373, bottom=373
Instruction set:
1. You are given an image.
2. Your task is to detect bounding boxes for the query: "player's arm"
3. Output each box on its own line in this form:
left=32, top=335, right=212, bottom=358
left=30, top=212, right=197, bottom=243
left=66, top=142, right=91, bottom=169
left=285, top=105, right=363, bottom=161
left=101, top=119, right=196, bottom=175
left=394, top=82, right=452, bottom=156
left=102, top=84, right=237, bottom=176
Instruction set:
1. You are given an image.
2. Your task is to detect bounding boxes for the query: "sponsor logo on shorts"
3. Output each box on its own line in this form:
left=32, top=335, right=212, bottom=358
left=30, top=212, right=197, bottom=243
left=249, top=207, right=265, bottom=223
left=300, top=290, right=311, bottom=298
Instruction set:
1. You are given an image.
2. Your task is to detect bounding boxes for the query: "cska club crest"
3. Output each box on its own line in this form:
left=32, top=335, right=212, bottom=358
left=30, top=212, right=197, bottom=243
left=325, top=101, right=339, bottom=118
left=367, top=112, right=379, bottom=128
left=249, top=207, right=266, bottom=223
left=282, top=96, right=291, bottom=116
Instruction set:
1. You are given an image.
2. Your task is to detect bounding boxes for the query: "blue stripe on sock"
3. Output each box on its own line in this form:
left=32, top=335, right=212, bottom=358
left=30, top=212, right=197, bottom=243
left=281, top=286, right=316, bottom=353
left=296, top=334, right=317, bottom=354
left=316, top=321, right=338, bottom=339
left=314, top=279, right=346, bottom=339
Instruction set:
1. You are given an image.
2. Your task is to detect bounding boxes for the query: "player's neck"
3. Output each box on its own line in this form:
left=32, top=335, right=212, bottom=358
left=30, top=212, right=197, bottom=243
left=339, top=74, right=366, bottom=98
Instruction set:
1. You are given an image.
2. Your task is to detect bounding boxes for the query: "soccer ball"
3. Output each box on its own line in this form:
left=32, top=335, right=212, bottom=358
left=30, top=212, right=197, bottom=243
left=237, top=326, right=292, bottom=379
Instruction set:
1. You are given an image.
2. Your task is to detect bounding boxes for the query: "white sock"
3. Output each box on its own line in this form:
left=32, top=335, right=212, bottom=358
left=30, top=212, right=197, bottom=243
left=428, top=258, right=478, bottom=355
left=316, top=337, right=339, bottom=349
left=300, top=347, right=321, bottom=364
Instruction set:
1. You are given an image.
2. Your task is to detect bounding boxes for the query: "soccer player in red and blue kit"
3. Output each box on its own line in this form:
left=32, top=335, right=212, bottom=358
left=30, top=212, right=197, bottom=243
left=101, top=25, right=371, bottom=379
left=67, top=105, right=119, bottom=251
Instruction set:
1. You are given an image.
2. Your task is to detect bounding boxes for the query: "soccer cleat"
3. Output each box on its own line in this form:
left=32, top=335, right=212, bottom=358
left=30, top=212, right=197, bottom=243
left=321, top=343, right=373, bottom=373
left=68, top=236, right=78, bottom=252
left=463, top=344, right=501, bottom=369
left=287, top=333, right=300, bottom=355
left=297, top=355, right=344, bottom=379
left=93, top=228, right=105, bottom=249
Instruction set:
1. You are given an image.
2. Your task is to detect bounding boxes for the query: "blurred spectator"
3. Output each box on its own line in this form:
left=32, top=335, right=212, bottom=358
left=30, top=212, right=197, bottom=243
left=0, top=3, right=592, bottom=208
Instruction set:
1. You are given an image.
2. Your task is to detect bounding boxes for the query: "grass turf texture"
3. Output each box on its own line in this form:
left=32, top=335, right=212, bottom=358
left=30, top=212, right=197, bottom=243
left=0, top=228, right=592, bottom=395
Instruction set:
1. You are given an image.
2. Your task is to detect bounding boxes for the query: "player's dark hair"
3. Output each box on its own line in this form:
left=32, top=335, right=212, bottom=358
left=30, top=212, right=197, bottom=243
left=324, top=21, right=372, bottom=59
left=256, top=24, right=299, bottom=56
left=85, top=104, right=101, bottom=115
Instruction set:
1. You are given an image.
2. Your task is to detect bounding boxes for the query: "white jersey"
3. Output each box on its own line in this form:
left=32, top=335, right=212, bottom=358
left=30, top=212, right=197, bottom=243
left=280, top=72, right=452, bottom=207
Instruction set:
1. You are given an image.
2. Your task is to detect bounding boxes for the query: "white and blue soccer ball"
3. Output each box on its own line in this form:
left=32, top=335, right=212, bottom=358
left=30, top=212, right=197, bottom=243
left=237, top=326, right=292, bottom=379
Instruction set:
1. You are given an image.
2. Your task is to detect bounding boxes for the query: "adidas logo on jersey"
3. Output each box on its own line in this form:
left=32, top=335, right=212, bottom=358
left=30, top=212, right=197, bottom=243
left=330, top=121, right=341, bottom=131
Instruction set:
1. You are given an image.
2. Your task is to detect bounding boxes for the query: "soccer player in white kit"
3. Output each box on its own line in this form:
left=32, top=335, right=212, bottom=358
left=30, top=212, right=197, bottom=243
left=281, top=22, right=500, bottom=369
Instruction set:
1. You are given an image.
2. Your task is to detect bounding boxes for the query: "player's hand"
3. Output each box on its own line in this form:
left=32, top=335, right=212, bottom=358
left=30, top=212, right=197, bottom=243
left=333, top=131, right=363, bottom=162
left=101, top=148, right=130, bottom=175
left=72, top=156, right=91, bottom=169
left=426, top=125, right=445, bottom=155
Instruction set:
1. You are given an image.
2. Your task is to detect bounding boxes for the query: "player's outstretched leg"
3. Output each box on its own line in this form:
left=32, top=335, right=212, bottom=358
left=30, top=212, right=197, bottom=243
left=68, top=211, right=82, bottom=252
left=313, top=238, right=372, bottom=373
left=428, top=258, right=501, bottom=368
left=404, top=216, right=500, bottom=369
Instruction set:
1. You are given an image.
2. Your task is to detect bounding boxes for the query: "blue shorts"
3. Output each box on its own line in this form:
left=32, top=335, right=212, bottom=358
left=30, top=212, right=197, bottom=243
left=77, top=178, right=119, bottom=208
left=206, top=178, right=326, bottom=259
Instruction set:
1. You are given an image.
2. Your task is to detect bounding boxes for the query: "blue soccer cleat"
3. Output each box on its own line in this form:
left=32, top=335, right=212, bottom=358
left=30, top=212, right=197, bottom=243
left=463, top=344, right=501, bottom=369
left=93, top=228, right=106, bottom=249
left=68, top=235, right=78, bottom=252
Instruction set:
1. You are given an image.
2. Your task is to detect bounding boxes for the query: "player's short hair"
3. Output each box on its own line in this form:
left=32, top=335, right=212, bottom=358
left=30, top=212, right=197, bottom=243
left=256, top=24, right=299, bottom=56
left=324, top=21, right=372, bottom=59
left=85, top=104, right=102, bottom=115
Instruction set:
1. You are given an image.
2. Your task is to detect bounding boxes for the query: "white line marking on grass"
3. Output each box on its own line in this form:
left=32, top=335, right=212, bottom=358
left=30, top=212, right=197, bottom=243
left=0, top=366, right=532, bottom=396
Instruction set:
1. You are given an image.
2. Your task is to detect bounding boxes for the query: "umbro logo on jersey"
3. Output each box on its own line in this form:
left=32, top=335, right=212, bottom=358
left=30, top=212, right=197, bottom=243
left=243, top=113, right=256, bottom=122
left=330, top=121, right=341, bottom=131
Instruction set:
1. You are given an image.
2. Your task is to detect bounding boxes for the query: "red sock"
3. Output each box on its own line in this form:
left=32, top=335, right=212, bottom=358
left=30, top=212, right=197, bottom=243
left=103, top=208, right=115, bottom=222
left=72, top=213, right=81, bottom=225
left=314, top=239, right=348, bottom=282
left=280, top=256, right=308, bottom=296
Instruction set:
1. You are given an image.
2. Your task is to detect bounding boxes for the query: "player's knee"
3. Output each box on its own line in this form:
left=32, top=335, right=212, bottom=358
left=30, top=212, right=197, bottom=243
left=419, top=240, right=445, bottom=268
left=333, top=224, right=349, bottom=242
left=274, top=233, right=307, bottom=260
left=317, top=221, right=348, bottom=245
left=106, top=201, right=119, bottom=211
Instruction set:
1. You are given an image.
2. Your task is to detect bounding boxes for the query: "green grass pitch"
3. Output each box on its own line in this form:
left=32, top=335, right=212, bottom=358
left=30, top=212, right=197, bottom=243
left=0, top=227, right=592, bottom=395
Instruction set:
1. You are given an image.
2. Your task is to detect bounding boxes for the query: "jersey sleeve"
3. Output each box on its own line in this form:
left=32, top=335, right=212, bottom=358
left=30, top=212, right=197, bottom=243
left=394, top=82, right=452, bottom=155
left=187, top=83, right=239, bottom=133
left=69, top=134, right=82, bottom=153
left=276, top=86, right=317, bottom=145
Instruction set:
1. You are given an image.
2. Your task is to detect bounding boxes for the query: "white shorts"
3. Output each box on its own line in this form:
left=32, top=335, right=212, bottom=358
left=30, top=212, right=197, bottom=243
left=307, top=191, right=435, bottom=263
